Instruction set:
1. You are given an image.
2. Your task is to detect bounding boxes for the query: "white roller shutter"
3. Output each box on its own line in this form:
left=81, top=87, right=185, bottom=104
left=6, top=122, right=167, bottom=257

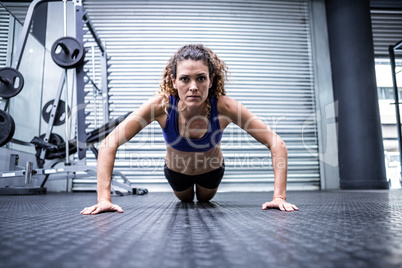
left=74, top=0, right=319, bottom=191
left=371, top=9, right=402, bottom=58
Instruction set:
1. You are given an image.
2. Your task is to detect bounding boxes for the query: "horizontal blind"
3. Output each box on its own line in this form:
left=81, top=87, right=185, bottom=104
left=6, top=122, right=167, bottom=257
left=371, top=9, right=402, bottom=57
left=75, top=0, right=319, bottom=191
left=0, top=2, right=30, bottom=25
left=0, top=6, right=10, bottom=67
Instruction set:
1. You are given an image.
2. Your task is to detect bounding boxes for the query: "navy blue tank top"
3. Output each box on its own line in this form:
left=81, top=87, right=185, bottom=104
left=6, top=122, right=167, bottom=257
left=162, top=95, right=223, bottom=152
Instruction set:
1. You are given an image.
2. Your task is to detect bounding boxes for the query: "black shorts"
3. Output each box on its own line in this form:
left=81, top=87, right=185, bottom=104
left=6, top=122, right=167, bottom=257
left=164, top=161, right=225, bottom=192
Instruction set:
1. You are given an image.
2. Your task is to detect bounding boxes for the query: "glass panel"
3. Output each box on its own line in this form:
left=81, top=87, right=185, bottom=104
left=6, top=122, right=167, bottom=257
left=376, top=58, right=402, bottom=189
left=8, top=27, right=45, bottom=153
left=0, top=4, right=45, bottom=154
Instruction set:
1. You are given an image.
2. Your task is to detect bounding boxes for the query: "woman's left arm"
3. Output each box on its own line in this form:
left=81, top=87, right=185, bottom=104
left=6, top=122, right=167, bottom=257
left=218, top=96, right=298, bottom=212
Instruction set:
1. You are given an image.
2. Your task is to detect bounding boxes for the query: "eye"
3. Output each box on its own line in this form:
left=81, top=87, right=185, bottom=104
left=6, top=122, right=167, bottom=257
left=198, top=76, right=206, bottom=82
left=180, top=77, right=189, bottom=82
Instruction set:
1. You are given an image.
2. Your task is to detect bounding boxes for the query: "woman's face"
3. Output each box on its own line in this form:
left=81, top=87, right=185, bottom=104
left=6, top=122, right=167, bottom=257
left=172, top=60, right=212, bottom=109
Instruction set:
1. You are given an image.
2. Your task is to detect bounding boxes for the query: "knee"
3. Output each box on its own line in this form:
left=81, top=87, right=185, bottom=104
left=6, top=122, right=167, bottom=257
left=196, top=196, right=212, bottom=202
left=195, top=185, right=217, bottom=202
left=174, top=188, right=195, bottom=202
left=178, top=195, right=194, bottom=202
left=195, top=191, right=216, bottom=202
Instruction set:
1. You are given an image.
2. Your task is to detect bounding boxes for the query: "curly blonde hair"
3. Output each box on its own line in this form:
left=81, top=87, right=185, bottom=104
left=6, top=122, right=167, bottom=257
left=158, top=44, right=228, bottom=114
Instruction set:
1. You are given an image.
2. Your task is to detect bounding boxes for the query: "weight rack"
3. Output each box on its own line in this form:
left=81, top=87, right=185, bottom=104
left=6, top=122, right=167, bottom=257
left=0, top=0, right=146, bottom=196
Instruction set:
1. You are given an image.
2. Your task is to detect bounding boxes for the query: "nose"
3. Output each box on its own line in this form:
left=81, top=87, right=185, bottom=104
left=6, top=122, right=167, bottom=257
left=189, top=80, right=198, bottom=91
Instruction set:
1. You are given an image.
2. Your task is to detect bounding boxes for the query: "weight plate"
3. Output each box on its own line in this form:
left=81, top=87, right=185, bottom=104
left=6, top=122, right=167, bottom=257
left=51, top=36, right=85, bottom=69
left=0, top=67, right=24, bottom=99
left=42, top=99, right=70, bottom=126
left=39, top=133, right=64, bottom=146
left=0, top=110, right=15, bottom=147
left=35, top=133, right=65, bottom=160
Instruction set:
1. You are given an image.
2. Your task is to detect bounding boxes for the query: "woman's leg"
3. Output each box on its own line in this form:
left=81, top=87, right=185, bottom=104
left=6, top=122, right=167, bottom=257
left=195, top=185, right=218, bottom=202
left=173, top=186, right=195, bottom=202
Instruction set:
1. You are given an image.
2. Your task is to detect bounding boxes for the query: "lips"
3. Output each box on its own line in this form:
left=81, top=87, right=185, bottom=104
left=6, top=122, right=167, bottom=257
left=187, top=95, right=200, bottom=100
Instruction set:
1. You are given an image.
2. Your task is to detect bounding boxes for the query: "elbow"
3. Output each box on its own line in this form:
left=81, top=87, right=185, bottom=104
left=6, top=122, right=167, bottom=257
left=271, top=136, right=288, bottom=169
left=277, top=139, right=288, bottom=156
left=280, top=138, right=287, bottom=152
left=268, top=135, right=287, bottom=154
left=99, top=139, right=108, bottom=149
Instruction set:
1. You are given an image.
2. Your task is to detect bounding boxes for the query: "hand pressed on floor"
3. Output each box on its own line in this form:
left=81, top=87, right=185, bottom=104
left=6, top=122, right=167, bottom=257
left=80, top=200, right=124, bottom=215
left=262, top=197, right=299, bottom=212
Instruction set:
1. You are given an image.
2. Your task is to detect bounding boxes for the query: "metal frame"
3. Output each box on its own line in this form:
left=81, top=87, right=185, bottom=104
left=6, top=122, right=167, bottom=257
left=74, top=0, right=90, bottom=160
left=389, top=40, right=402, bottom=177
left=38, top=72, right=65, bottom=167
left=74, top=0, right=111, bottom=157
left=308, top=0, right=340, bottom=189
left=100, top=48, right=111, bottom=124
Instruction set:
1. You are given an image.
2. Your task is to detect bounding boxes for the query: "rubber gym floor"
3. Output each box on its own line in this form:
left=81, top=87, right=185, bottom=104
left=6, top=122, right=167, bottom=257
left=1, top=190, right=402, bottom=268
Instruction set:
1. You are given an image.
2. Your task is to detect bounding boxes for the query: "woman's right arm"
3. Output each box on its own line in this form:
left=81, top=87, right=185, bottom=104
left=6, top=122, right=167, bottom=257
left=81, top=94, right=166, bottom=215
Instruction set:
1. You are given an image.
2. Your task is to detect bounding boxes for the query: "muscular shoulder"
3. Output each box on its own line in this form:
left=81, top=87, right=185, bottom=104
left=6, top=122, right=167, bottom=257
left=128, top=93, right=167, bottom=124
left=148, top=93, right=165, bottom=106
left=217, top=95, right=240, bottom=128
left=148, top=93, right=169, bottom=127
left=217, top=95, right=240, bottom=117
left=217, top=95, right=255, bottom=128
left=143, top=94, right=166, bottom=116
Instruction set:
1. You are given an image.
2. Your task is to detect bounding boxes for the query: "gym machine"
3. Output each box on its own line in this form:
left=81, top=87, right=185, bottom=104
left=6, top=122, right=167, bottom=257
left=0, top=0, right=147, bottom=196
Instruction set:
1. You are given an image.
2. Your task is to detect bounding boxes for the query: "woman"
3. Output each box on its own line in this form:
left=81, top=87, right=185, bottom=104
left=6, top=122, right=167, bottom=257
left=81, top=44, right=298, bottom=215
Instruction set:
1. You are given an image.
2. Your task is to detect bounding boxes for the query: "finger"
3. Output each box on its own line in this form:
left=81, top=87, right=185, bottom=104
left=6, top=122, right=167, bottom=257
left=83, top=206, right=96, bottom=215
left=283, top=204, right=294, bottom=212
left=80, top=207, right=88, bottom=214
left=262, top=202, right=272, bottom=210
left=279, top=203, right=286, bottom=211
left=113, top=205, right=124, bottom=213
left=292, top=204, right=299, bottom=210
left=91, top=206, right=102, bottom=215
